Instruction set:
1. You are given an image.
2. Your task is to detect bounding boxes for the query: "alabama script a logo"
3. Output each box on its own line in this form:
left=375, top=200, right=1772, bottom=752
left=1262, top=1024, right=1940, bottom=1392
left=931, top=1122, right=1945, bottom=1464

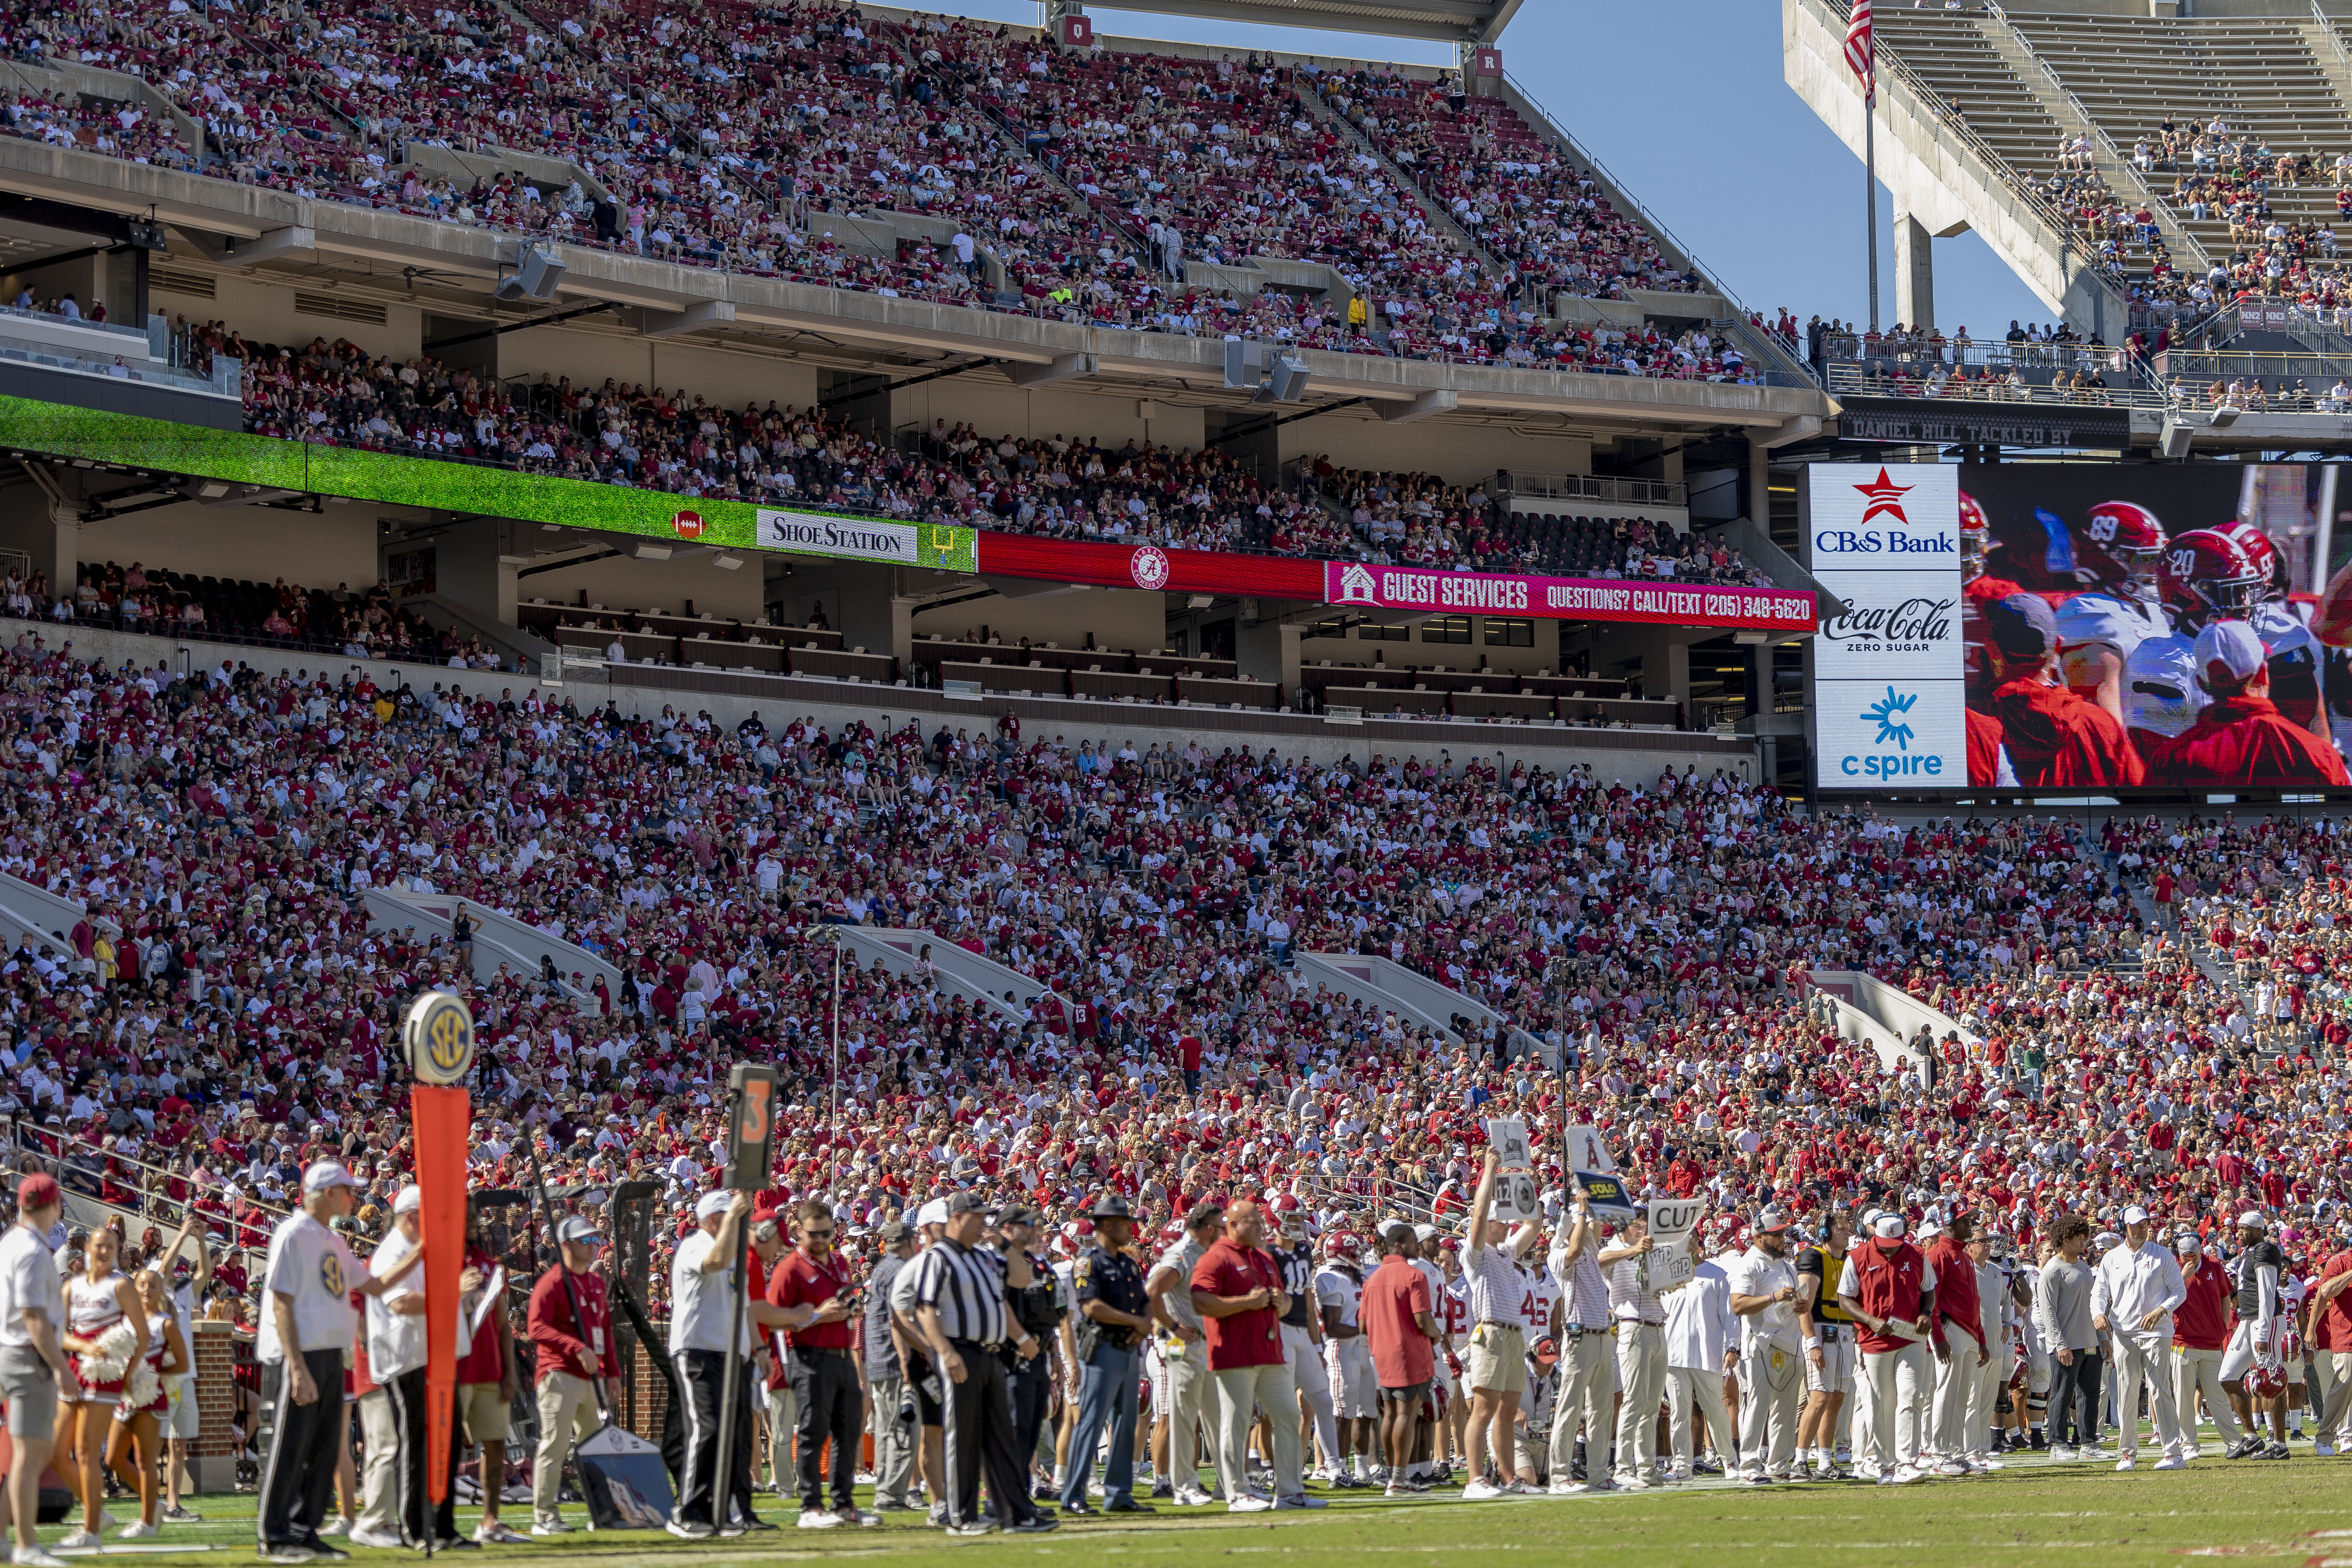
left=1853, top=467, right=1913, bottom=526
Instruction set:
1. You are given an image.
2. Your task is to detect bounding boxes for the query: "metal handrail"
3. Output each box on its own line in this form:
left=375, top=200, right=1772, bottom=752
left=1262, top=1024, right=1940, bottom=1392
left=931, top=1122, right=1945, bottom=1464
left=5, top=1115, right=295, bottom=1229
left=1981, top=0, right=2210, bottom=272
left=1826, top=359, right=2168, bottom=409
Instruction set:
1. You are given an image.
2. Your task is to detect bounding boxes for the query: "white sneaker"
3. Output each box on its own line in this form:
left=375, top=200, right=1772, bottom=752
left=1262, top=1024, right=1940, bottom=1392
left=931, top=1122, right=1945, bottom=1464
left=1174, top=1488, right=1214, bottom=1507
left=116, top=1522, right=160, bottom=1541
left=54, top=1532, right=100, bottom=1552
left=1887, top=1465, right=1922, bottom=1485
left=1459, top=1480, right=1503, bottom=1500
left=528, top=1520, right=572, bottom=1537
left=1227, top=1495, right=1273, bottom=1514
left=2114, top=1455, right=2136, bottom=1473
left=1933, top=1459, right=1969, bottom=1478
left=348, top=1529, right=405, bottom=1550
left=2318, top=1439, right=2339, bottom=1459
left=2152, top=1455, right=2185, bottom=1471
left=1546, top=1479, right=1586, bottom=1495
left=316, top=1519, right=351, bottom=1539
left=11, top=1548, right=66, bottom=1568
left=797, top=1510, right=843, bottom=1530
left=2046, top=1444, right=2074, bottom=1461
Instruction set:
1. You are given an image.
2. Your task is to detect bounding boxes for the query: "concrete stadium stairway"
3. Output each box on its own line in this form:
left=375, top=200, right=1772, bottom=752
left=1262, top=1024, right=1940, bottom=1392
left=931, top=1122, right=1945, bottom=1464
left=2002, top=7, right=2352, bottom=275
left=0, top=871, right=86, bottom=949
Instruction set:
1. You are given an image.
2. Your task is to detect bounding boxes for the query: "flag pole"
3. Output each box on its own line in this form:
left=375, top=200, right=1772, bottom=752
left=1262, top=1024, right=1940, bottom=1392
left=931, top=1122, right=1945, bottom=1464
left=1866, top=91, right=1879, bottom=334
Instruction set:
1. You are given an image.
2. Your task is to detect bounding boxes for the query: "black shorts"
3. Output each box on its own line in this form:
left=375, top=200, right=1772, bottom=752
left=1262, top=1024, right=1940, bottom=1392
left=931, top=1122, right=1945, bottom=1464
left=1377, top=1381, right=1431, bottom=1407
left=906, top=1354, right=944, bottom=1427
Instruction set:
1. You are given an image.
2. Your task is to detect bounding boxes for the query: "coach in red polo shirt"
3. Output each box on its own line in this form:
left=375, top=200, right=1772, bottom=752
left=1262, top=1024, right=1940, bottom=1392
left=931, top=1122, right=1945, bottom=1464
left=765, top=1198, right=863, bottom=1527
left=1190, top=1199, right=1316, bottom=1512
left=2170, top=1229, right=2243, bottom=1458
left=2309, top=1230, right=2352, bottom=1453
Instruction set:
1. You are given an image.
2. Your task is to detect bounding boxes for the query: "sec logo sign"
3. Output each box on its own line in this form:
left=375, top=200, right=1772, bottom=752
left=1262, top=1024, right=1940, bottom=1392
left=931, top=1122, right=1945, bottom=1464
left=672, top=509, right=705, bottom=541
left=1129, top=545, right=1171, bottom=591
left=403, top=990, right=476, bottom=1085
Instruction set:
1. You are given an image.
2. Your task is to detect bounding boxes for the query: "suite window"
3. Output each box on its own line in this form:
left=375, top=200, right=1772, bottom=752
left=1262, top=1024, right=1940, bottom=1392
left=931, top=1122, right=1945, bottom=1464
left=1421, top=615, right=1474, bottom=644
left=1484, top=617, right=1534, bottom=648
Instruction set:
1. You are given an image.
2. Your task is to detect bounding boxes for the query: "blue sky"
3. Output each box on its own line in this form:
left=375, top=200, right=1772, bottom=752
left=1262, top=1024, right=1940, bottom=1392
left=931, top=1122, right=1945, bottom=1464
left=944, top=0, right=2054, bottom=334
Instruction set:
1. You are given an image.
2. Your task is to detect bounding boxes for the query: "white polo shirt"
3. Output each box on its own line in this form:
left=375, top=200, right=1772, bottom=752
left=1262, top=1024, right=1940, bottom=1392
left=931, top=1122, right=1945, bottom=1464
left=257, top=1212, right=360, bottom=1365
left=0, top=1223, right=62, bottom=1349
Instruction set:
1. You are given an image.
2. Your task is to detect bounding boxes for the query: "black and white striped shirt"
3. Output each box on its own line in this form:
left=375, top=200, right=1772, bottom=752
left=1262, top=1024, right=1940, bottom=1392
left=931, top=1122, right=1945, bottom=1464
left=909, top=1239, right=1009, bottom=1344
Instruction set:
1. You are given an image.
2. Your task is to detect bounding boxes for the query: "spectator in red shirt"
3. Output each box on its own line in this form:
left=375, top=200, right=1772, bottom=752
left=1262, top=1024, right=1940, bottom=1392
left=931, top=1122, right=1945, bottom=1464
left=2143, top=621, right=2351, bottom=788
left=1189, top=1199, right=1318, bottom=1514
left=1980, top=596, right=2147, bottom=788
left=2308, top=1234, right=2352, bottom=1452
left=525, top=1216, right=622, bottom=1536
left=1359, top=1223, right=1437, bottom=1499
left=2170, top=1229, right=2244, bottom=1457
left=763, top=1198, right=866, bottom=1528
left=456, top=1209, right=523, bottom=1545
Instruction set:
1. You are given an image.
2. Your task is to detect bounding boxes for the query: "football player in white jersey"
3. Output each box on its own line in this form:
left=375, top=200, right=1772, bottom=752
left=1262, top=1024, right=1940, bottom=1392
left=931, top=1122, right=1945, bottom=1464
left=2220, top=521, right=2328, bottom=744
left=1316, top=1235, right=1378, bottom=1483
left=2051, top=501, right=2172, bottom=728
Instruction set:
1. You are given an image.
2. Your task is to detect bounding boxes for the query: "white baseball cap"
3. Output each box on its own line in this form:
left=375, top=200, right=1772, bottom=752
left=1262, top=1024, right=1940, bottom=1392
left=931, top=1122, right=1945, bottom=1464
left=303, top=1160, right=357, bottom=1196
left=1872, top=1213, right=1905, bottom=1238
left=2194, top=620, right=2265, bottom=689
left=2120, top=1204, right=2151, bottom=1226
left=915, top=1198, right=951, bottom=1229
left=392, top=1185, right=421, bottom=1216
left=694, top=1191, right=733, bottom=1221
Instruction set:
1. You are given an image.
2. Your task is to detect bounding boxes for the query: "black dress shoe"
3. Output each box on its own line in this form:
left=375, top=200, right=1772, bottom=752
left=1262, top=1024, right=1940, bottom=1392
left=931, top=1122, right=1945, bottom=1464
left=1060, top=1500, right=1098, bottom=1516
left=1008, top=1517, right=1060, bottom=1534
left=1103, top=1498, right=1155, bottom=1514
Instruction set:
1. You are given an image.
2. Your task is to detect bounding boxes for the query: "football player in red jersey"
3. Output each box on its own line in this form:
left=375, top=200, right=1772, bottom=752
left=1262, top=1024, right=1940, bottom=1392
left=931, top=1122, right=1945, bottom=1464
left=2051, top=501, right=2171, bottom=727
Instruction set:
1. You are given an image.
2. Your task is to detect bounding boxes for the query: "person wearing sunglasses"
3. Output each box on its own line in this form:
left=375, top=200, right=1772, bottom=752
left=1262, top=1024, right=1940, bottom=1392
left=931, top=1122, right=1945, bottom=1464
left=764, top=1200, right=868, bottom=1530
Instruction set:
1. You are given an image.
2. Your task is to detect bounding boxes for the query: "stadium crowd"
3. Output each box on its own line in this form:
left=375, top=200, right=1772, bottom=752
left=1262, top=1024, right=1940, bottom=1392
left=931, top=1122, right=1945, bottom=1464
left=0, top=616, right=2341, bottom=1537
left=0, top=0, right=1754, bottom=375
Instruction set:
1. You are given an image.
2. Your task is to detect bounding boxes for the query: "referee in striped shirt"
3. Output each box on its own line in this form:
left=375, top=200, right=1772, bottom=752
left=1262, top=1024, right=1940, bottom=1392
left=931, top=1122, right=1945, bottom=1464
left=909, top=1192, right=1058, bottom=1536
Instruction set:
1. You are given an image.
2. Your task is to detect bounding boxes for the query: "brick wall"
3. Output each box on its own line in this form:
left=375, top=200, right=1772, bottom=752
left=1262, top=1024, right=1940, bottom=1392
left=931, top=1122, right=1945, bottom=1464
left=621, top=1321, right=669, bottom=1444
left=189, top=1320, right=245, bottom=1493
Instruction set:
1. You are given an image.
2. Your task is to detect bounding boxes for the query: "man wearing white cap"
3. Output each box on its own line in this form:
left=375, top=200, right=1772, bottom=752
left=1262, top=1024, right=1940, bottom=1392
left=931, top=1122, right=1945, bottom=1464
left=2169, top=1227, right=2241, bottom=1462
left=1837, top=1210, right=1935, bottom=1484
left=669, top=1189, right=756, bottom=1538
left=2220, top=1210, right=2290, bottom=1460
left=2091, top=1204, right=2187, bottom=1472
left=257, top=1160, right=422, bottom=1564
left=1726, top=1209, right=1803, bottom=1484
left=367, top=1185, right=488, bottom=1548
left=2142, top=620, right=2351, bottom=788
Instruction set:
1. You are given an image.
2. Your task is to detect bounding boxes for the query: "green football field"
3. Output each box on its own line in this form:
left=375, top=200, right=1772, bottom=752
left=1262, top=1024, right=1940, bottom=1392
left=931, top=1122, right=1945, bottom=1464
left=27, top=1449, right=2352, bottom=1568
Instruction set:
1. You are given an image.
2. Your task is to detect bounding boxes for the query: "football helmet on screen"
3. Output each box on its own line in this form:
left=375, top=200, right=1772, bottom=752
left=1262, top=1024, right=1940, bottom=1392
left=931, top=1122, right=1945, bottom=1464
left=2159, top=528, right=2270, bottom=629
left=2076, top=500, right=2166, bottom=602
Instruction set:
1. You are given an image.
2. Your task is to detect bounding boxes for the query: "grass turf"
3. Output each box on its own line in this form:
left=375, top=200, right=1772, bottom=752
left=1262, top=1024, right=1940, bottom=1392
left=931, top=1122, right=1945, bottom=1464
left=32, top=1450, right=2352, bottom=1568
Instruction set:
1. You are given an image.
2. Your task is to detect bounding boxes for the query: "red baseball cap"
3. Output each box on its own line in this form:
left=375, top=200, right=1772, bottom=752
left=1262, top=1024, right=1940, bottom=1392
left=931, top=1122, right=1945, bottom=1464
left=16, top=1174, right=59, bottom=1211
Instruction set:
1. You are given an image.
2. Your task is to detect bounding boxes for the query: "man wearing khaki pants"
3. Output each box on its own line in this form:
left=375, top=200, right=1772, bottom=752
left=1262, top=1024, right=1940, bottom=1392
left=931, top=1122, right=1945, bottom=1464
left=1187, top=1200, right=1322, bottom=1514
left=524, top=1218, right=623, bottom=1535
left=1601, top=1212, right=1670, bottom=1490
left=1149, top=1202, right=1225, bottom=1505
left=2307, top=1232, right=2352, bottom=1453
left=1459, top=1151, right=1540, bottom=1500
left=1546, top=1185, right=1616, bottom=1492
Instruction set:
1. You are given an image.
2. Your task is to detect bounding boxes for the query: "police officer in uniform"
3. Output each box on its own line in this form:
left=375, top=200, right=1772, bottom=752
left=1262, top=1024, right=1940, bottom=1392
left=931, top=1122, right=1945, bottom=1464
left=996, top=1203, right=1063, bottom=1506
left=1059, top=1196, right=1154, bottom=1515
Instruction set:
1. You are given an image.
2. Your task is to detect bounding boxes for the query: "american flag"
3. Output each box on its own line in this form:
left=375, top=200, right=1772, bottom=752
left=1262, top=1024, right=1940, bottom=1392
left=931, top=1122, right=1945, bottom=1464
left=1845, top=0, right=1876, bottom=103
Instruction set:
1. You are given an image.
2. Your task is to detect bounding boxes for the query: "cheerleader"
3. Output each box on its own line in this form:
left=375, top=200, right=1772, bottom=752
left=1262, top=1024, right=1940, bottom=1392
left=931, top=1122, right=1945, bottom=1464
left=105, top=1270, right=186, bottom=1539
left=56, top=1228, right=146, bottom=1551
